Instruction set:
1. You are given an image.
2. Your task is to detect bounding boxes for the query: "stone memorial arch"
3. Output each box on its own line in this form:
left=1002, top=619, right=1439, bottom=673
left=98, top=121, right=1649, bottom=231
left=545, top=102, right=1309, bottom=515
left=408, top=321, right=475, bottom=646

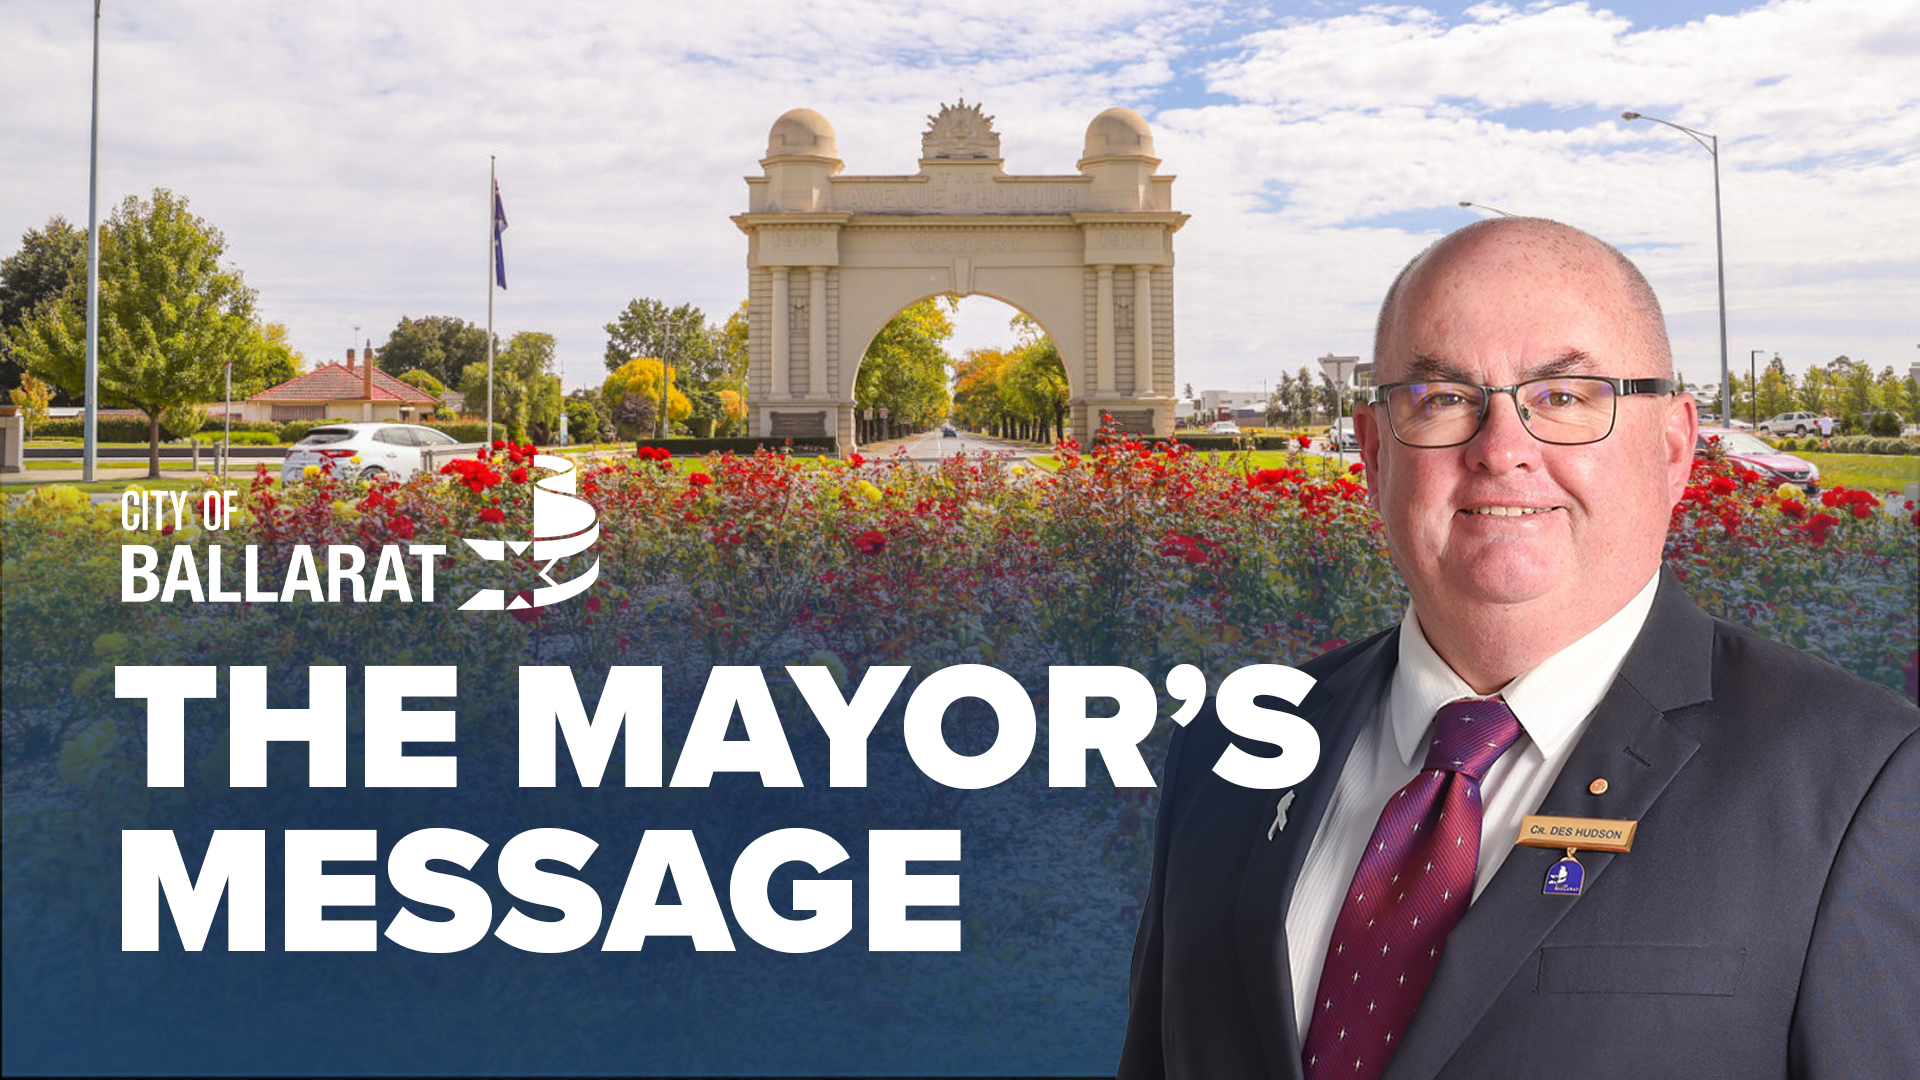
left=734, top=101, right=1188, bottom=452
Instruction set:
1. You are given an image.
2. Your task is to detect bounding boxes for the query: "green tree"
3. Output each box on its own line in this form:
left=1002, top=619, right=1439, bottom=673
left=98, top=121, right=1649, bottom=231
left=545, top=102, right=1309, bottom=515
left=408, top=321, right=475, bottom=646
left=1754, top=356, right=1793, bottom=425
left=397, top=369, right=447, bottom=410
left=1289, top=366, right=1319, bottom=424
left=562, top=392, right=606, bottom=444
left=378, top=315, right=492, bottom=388
left=247, top=321, right=303, bottom=394
left=7, top=189, right=266, bottom=477
left=1796, top=366, right=1832, bottom=415
left=457, top=331, right=562, bottom=442
left=0, top=216, right=88, bottom=397
left=604, top=298, right=719, bottom=383
left=1832, top=356, right=1875, bottom=428
left=1005, top=335, right=1069, bottom=441
left=855, top=298, right=955, bottom=432
left=718, top=300, right=750, bottom=391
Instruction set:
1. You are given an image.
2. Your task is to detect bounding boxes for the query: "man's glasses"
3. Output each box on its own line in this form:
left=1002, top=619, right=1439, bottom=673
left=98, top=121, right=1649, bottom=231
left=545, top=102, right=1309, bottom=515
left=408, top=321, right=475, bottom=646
left=1359, top=376, right=1678, bottom=448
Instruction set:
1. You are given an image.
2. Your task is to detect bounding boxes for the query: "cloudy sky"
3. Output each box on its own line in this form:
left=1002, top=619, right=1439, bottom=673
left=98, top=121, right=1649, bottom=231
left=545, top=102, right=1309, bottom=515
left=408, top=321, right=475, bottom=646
left=3, top=0, right=1916, bottom=398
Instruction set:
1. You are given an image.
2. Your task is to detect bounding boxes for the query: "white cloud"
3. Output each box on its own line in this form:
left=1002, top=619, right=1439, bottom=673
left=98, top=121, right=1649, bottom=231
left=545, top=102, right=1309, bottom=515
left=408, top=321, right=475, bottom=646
left=1, top=0, right=1913, bottom=399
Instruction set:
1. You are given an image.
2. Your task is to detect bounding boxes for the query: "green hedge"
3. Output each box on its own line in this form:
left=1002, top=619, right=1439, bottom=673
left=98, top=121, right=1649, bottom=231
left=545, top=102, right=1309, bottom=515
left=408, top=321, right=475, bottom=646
left=188, top=430, right=280, bottom=446
left=35, top=416, right=162, bottom=442
left=636, top=436, right=837, bottom=456
left=276, top=418, right=360, bottom=444
left=1831, top=435, right=1920, bottom=455
left=422, top=420, right=506, bottom=444
left=1776, top=435, right=1920, bottom=456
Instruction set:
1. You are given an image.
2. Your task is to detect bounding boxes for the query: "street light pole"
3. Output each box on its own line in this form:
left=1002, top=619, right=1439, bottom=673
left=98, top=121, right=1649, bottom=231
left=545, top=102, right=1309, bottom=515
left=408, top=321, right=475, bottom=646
left=1749, top=349, right=1763, bottom=430
left=223, top=358, right=231, bottom=479
left=1623, top=110, right=1730, bottom=427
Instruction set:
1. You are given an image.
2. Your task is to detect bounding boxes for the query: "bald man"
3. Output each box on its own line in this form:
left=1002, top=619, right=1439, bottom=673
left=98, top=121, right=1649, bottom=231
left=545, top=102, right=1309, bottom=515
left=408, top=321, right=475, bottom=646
left=1119, top=219, right=1919, bottom=1080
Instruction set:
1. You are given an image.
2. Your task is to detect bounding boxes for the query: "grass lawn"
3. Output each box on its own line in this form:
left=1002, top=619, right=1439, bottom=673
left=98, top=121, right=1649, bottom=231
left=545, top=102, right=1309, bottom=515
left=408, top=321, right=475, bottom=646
left=24, top=459, right=201, bottom=472
left=4, top=477, right=212, bottom=495
left=1797, top=452, right=1920, bottom=496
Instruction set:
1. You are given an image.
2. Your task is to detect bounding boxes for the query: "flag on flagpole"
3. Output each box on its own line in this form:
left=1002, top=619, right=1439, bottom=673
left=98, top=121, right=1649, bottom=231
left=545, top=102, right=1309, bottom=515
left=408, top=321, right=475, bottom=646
left=492, top=179, right=509, bottom=289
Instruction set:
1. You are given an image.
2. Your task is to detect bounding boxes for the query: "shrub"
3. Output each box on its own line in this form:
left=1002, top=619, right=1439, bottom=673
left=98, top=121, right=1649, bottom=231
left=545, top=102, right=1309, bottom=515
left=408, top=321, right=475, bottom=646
left=34, top=416, right=165, bottom=442
left=276, top=418, right=358, bottom=444
left=423, top=420, right=506, bottom=444
left=159, top=404, right=207, bottom=440
left=1826, top=435, right=1920, bottom=456
left=198, top=419, right=283, bottom=435
left=635, top=436, right=837, bottom=456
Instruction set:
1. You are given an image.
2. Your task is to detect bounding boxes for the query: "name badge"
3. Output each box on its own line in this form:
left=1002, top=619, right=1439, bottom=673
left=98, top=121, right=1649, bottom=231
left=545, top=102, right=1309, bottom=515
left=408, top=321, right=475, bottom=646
left=1515, top=814, right=1637, bottom=853
left=1516, top=815, right=1637, bottom=898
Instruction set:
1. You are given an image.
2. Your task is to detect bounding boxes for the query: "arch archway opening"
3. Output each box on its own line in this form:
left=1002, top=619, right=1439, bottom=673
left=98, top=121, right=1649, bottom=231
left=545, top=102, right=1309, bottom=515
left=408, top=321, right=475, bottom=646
left=848, top=293, right=1070, bottom=448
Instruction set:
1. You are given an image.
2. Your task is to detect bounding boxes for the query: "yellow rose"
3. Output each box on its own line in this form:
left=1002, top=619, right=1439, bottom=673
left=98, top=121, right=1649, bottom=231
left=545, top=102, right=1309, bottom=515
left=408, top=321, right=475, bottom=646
left=855, top=480, right=883, bottom=503
left=1775, top=483, right=1798, bottom=500
left=303, top=464, right=321, bottom=478
left=1010, top=464, right=1028, bottom=477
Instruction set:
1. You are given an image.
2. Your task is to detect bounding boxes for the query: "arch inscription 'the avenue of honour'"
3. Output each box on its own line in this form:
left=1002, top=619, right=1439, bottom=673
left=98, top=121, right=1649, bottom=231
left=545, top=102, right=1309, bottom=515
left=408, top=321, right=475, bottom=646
left=733, top=101, right=1188, bottom=452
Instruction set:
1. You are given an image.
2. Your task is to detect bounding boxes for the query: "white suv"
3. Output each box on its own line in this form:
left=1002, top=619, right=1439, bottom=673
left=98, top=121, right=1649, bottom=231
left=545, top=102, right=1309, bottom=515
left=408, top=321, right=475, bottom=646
left=281, top=422, right=466, bottom=483
left=1758, top=411, right=1820, bottom=437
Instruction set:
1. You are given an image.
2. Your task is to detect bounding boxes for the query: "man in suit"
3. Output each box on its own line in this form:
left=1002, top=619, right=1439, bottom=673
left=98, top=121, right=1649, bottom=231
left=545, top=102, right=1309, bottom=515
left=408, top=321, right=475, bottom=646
left=1119, top=218, right=1919, bottom=1079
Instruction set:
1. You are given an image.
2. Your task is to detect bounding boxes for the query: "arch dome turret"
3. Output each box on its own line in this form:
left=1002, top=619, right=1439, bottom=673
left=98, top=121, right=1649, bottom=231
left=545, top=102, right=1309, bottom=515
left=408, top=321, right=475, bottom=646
left=1080, top=107, right=1156, bottom=164
left=765, top=108, right=840, bottom=163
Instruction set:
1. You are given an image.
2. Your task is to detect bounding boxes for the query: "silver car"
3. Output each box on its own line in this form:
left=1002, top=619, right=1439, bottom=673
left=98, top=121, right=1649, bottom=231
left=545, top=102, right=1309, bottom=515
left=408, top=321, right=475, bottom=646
left=281, top=422, right=465, bottom=483
left=1327, top=417, right=1359, bottom=450
left=1757, top=411, right=1821, bottom=437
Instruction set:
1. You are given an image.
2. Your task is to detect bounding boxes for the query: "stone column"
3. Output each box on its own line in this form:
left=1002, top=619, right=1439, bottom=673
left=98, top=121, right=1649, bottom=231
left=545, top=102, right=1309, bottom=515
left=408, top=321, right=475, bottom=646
left=808, top=266, right=828, bottom=397
left=1132, top=265, right=1153, bottom=396
left=770, top=267, right=789, bottom=396
left=1095, top=265, right=1115, bottom=394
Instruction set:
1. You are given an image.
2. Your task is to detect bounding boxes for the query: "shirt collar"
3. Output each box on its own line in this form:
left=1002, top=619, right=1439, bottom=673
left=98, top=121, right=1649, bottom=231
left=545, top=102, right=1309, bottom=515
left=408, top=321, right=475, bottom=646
left=1390, top=571, right=1663, bottom=768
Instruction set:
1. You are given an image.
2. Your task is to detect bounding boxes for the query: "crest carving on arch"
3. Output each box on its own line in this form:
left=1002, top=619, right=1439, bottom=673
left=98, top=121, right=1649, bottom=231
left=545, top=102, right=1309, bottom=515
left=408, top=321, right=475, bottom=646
left=922, top=99, right=1000, bottom=160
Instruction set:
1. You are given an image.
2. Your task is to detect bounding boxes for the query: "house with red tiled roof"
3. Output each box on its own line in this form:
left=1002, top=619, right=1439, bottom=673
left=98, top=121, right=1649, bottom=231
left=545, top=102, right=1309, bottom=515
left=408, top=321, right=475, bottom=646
left=240, top=348, right=439, bottom=423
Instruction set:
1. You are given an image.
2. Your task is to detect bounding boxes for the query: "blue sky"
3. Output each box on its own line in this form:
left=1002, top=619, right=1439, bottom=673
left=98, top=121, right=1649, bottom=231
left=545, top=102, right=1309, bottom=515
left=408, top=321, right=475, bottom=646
left=2, top=0, right=1915, bottom=397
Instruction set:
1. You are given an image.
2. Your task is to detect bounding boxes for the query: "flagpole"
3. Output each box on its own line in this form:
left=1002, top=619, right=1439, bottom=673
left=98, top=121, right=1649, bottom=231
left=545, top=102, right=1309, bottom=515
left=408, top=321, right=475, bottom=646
left=82, top=0, right=103, bottom=482
left=486, top=154, right=496, bottom=446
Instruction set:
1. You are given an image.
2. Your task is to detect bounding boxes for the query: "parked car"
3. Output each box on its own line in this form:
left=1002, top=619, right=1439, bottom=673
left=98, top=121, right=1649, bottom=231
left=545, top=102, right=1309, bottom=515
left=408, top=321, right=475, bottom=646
left=1326, top=417, right=1359, bottom=450
left=1696, top=428, right=1819, bottom=491
left=1207, top=420, right=1241, bottom=436
left=1757, top=411, right=1821, bottom=437
left=281, top=422, right=466, bottom=484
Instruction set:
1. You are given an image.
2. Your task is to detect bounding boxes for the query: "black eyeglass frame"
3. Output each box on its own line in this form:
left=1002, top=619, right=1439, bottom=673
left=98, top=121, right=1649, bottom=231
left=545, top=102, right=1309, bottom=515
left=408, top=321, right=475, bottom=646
left=1357, top=376, right=1679, bottom=448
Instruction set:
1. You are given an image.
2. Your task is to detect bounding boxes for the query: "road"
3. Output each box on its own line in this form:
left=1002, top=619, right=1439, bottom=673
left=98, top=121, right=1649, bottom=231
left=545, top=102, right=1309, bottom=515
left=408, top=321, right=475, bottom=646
left=858, top=428, right=1049, bottom=463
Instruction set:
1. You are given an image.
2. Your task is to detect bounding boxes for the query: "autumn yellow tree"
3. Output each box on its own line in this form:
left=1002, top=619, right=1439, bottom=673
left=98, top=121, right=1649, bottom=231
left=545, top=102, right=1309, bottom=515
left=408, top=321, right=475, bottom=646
left=603, top=356, right=692, bottom=435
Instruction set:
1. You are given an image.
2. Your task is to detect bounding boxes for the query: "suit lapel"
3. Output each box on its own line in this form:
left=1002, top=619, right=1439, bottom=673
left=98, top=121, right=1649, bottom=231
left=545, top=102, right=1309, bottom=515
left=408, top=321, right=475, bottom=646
left=1380, top=572, right=1715, bottom=1080
left=1237, top=630, right=1399, bottom=1080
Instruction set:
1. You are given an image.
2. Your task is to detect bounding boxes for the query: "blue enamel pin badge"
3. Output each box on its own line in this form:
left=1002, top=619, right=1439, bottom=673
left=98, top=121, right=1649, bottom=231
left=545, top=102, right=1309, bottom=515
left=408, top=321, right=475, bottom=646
left=1544, top=850, right=1585, bottom=896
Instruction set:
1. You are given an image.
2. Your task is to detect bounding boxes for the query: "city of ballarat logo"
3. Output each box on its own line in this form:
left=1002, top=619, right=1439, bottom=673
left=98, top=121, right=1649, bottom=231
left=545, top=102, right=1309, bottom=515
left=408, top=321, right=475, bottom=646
left=459, top=454, right=600, bottom=611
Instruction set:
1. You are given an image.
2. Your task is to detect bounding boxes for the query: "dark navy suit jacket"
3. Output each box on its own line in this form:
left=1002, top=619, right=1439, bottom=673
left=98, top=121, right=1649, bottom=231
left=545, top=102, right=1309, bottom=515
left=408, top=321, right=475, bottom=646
left=1120, top=569, right=1920, bottom=1079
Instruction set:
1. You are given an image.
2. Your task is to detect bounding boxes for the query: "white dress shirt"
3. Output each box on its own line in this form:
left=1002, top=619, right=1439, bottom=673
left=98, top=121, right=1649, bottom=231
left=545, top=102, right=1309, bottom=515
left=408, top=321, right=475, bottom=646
left=1285, top=571, right=1662, bottom=1036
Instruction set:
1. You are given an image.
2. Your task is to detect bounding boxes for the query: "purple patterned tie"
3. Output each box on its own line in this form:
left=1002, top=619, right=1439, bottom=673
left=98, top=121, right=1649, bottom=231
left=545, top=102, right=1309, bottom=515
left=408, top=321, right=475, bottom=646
left=1301, top=698, right=1523, bottom=1080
